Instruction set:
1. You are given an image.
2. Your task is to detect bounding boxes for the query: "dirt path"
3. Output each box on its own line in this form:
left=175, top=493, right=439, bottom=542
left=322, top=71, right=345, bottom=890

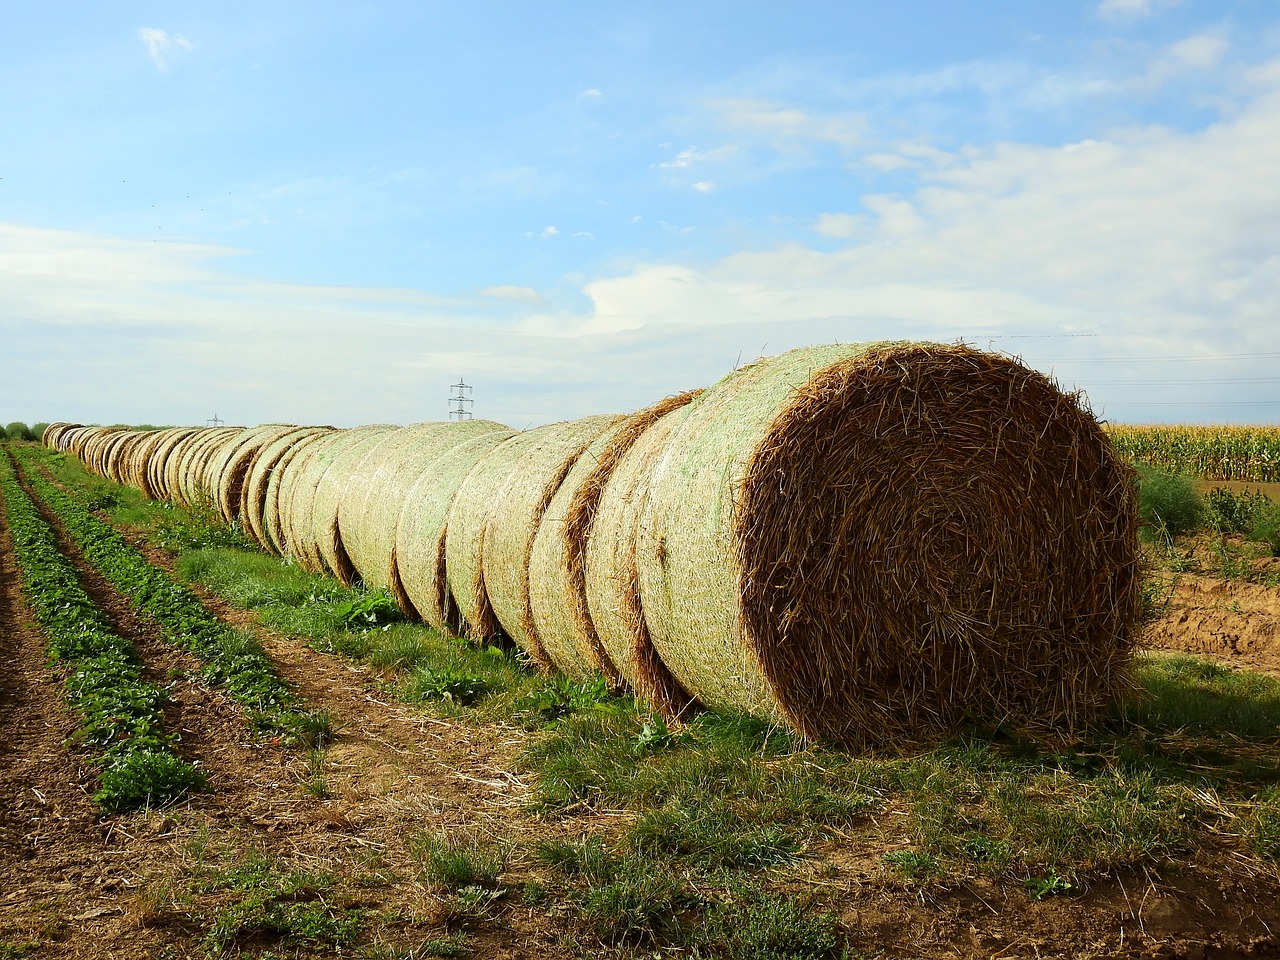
left=3, top=463, right=573, bottom=957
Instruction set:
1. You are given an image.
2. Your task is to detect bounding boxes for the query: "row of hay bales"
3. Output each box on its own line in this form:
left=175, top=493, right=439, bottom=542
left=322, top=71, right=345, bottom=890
left=43, top=342, right=1143, bottom=745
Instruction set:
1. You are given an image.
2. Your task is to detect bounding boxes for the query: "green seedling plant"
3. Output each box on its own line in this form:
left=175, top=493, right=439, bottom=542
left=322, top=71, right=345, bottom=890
left=0, top=455, right=204, bottom=811
left=12, top=455, right=326, bottom=748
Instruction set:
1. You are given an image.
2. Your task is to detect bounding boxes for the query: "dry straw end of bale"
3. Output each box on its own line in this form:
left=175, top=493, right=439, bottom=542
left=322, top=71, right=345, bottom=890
left=639, top=342, right=1141, bottom=746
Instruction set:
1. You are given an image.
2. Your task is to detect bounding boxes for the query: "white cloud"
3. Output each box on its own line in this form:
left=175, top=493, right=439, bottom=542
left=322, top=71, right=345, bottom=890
left=540, top=225, right=559, bottom=238
left=654, top=146, right=737, bottom=170
left=480, top=285, right=548, bottom=307
left=1097, top=0, right=1182, bottom=18
left=813, top=213, right=864, bottom=239
left=516, top=56, right=1280, bottom=410
left=138, top=27, right=193, bottom=71
left=578, top=88, right=603, bottom=99
left=706, top=99, right=865, bottom=148
left=692, top=181, right=714, bottom=193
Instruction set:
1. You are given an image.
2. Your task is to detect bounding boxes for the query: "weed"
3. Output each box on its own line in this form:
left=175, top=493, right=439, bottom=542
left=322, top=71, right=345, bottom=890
left=334, top=589, right=403, bottom=630
left=1025, top=872, right=1076, bottom=900
left=516, top=674, right=615, bottom=725
left=402, top=664, right=489, bottom=706
left=1135, top=465, right=1203, bottom=538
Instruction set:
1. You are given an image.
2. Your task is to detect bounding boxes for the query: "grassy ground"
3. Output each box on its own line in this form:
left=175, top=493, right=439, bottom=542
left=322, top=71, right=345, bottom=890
left=13, top=444, right=1280, bottom=958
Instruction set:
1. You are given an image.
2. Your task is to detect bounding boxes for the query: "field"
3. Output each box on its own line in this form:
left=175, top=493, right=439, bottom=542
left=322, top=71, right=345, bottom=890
left=3, top=435, right=1280, bottom=959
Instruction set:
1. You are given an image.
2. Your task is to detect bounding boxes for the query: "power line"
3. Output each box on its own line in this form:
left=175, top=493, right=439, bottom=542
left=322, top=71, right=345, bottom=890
left=1039, top=352, right=1280, bottom=364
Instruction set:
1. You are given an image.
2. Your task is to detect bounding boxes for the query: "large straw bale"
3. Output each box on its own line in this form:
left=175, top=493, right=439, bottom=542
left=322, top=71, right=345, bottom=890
left=472, top=415, right=623, bottom=659
left=173, top=428, right=242, bottom=508
left=43, top=423, right=82, bottom=451
left=392, top=430, right=518, bottom=632
left=79, top=428, right=126, bottom=477
left=339, top=420, right=511, bottom=589
left=584, top=405, right=698, bottom=717
left=206, top=424, right=299, bottom=523
left=636, top=342, right=1141, bottom=745
left=254, top=428, right=336, bottom=553
left=145, top=428, right=201, bottom=501
left=67, top=426, right=106, bottom=463
left=163, top=429, right=217, bottom=506
left=121, top=430, right=170, bottom=492
left=276, top=425, right=395, bottom=570
left=530, top=393, right=699, bottom=682
left=104, top=430, right=152, bottom=486
left=305, top=425, right=410, bottom=580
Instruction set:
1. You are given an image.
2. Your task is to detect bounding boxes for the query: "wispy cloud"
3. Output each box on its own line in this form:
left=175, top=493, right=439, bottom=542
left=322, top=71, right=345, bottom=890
left=706, top=99, right=865, bottom=148
left=480, top=285, right=548, bottom=307
left=654, top=146, right=737, bottom=170
left=137, top=27, right=193, bottom=71
left=1097, top=0, right=1182, bottom=20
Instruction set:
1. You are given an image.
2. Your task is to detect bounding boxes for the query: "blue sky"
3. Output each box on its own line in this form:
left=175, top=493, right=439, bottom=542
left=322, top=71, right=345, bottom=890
left=2, top=0, right=1278, bottom=429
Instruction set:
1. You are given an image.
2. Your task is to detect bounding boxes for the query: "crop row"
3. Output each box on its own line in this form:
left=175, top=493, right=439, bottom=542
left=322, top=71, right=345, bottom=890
left=1106, top=424, right=1280, bottom=483
left=11, top=449, right=325, bottom=747
left=0, top=453, right=204, bottom=811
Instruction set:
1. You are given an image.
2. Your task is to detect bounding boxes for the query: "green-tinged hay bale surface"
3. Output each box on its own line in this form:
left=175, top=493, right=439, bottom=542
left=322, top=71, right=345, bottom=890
left=476, top=414, right=623, bottom=661
left=531, top=392, right=700, bottom=682
left=584, top=405, right=698, bottom=718
left=173, top=427, right=242, bottom=508
left=121, top=429, right=169, bottom=492
left=305, top=425, right=404, bottom=580
left=253, top=428, right=336, bottom=553
left=207, top=424, right=299, bottom=523
left=340, top=420, right=512, bottom=590
left=276, top=425, right=395, bottom=569
left=144, top=428, right=202, bottom=501
left=637, top=341, right=1142, bottom=745
left=393, top=429, right=518, bottom=631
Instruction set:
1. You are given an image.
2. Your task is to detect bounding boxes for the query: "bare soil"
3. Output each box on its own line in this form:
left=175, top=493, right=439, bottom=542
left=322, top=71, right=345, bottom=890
left=3, top=473, right=1280, bottom=957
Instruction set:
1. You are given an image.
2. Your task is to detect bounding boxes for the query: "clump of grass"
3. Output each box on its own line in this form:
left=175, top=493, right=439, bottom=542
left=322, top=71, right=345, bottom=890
left=698, top=887, right=848, bottom=960
left=411, top=830, right=507, bottom=890
left=189, top=849, right=362, bottom=955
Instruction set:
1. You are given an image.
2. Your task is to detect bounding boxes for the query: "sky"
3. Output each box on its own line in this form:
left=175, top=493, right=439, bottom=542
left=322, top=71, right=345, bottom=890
left=2, top=0, right=1278, bottom=430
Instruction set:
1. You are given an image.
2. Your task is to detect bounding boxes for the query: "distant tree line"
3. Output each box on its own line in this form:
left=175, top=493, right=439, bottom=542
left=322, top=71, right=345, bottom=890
left=4, top=422, right=50, bottom=442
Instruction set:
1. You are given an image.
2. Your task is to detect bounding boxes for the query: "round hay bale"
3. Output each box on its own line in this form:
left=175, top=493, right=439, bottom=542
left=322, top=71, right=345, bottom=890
left=80, top=427, right=127, bottom=478
left=530, top=392, right=700, bottom=682
left=392, top=429, right=519, bottom=633
left=104, top=430, right=152, bottom=486
left=254, top=428, right=336, bottom=554
left=276, top=425, right=395, bottom=570
left=636, top=342, right=1142, bottom=745
left=339, top=420, right=512, bottom=589
left=305, top=424, right=413, bottom=581
left=43, top=423, right=82, bottom=451
left=144, top=428, right=202, bottom=501
left=206, top=424, right=300, bottom=523
left=173, top=427, right=242, bottom=508
left=120, top=429, right=169, bottom=492
left=474, top=415, right=623, bottom=659
left=584, top=404, right=699, bottom=717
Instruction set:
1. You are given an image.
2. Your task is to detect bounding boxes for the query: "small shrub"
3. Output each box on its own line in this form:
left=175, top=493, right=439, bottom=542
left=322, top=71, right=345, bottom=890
left=1135, top=466, right=1202, bottom=537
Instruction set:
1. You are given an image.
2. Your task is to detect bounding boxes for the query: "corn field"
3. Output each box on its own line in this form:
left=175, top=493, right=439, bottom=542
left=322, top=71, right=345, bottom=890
left=1105, top=425, right=1280, bottom=482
